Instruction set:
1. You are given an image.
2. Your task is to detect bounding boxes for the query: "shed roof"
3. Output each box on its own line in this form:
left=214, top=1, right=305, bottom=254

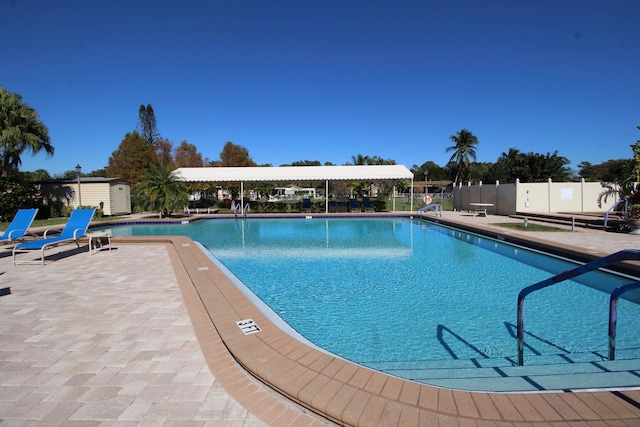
left=173, top=165, right=414, bottom=182
left=36, top=177, right=129, bottom=184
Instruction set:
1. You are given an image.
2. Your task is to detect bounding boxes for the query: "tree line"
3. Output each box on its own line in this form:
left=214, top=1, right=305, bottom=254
left=1, top=85, right=639, bottom=218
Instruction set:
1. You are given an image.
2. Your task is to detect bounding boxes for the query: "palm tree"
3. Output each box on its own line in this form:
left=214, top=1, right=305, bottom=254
left=445, top=129, right=479, bottom=186
left=350, top=154, right=371, bottom=165
left=598, top=130, right=640, bottom=216
left=134, top=164, right=188, bottom=217
left=0, top=87, right=54, bottom=177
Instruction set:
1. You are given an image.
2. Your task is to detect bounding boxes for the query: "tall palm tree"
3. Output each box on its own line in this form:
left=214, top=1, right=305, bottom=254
left=0, top=87, right=53, bottom=177
left=135, top=164, right=188, bottom=217
left=350, top=154, right=372, bottom=165
left=445, top=129, right=479, bottom=186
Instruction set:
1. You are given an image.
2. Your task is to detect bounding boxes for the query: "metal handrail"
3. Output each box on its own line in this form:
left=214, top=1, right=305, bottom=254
left=417, top=203, right=442, bottom=217
left=232, top=202, right=251, bottom=217
left=604, top=199, right=627, bottom=228
left=517, top=248, right=640, bottom=366
left=609, top=281, right=640, bottom=360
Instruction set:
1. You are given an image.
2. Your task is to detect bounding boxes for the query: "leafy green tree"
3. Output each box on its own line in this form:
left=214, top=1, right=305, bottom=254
left=631, top=125, right=640, bottom=181
left=443, top=160, right=458, bottom=182
left=527, top=151, right=572, bottom=181
left=0, top=175, right=40, bottom=221
left=253, top=182, right=275, bottom=200
left=347, top=154, right=373, bottom=195
left=134, top=164, right=188, bottom=217
left=106, top=131, right=155, bottom=186
left=216, top=141, right=256, bottom=167
left=347, top=154, right=395, bottom=166
left=0, top=87, right=54, bottom=177
left=207, top=141, right=255, bottom=198
left=445, top=129, right=479, bottom=185
left=579, top=127, right=640, bottom=182
left=173, top=140, right=208, bottom=198
left=411, top=161, right=445, bottom=181
left=468, top=162, right=494, bottom=184
left=490, top=148, right=572, bottom=183
left=369, top=156, right=396, bottom=165
left=489, top=148, right=526, bottom=183
left=290, top=160, right=322, bottom=166
left=596, top=126, right=640, bottom=210
left=55, top=169, right=82, bottom=180
left=86, top=168, right=108, bottom=177
left=154, top=138, right=175, bottom=169
left=346, top=154, right=396, bottom=196
left=22, top=168, right=51, bottom=182
left=137, top=104, right=160, bottom=146
left=350, top=154, right=371, bottom=165
left=174, top=140, right=205, bottom=167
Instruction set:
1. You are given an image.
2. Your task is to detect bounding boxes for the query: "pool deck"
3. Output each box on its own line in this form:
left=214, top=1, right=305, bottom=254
left=2, top=211, right=640, bottom=426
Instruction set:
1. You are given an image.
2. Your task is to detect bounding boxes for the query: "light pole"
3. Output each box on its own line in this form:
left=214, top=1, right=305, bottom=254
left=425, top=168, right=428, bottom=198
left=75, top=164, right=82, bottom=208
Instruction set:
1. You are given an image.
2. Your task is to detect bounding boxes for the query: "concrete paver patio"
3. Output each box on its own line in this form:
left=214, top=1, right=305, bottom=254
left=1, top=243, right=325, bottom=426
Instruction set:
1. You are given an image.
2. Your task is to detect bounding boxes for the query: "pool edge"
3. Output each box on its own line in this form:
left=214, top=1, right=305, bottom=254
left=113, top=234, right=640, bottom=426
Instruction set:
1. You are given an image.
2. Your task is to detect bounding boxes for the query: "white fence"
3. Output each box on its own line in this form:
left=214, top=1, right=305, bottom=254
left=453, top=179, right=618, bottom=216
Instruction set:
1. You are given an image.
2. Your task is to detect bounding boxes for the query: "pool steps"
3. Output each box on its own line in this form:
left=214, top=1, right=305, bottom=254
left=368, top=351, right=640, bottom=392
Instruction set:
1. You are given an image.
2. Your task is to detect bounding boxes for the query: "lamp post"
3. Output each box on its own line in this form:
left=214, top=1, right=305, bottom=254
left=75, top=164, right=82, bottom=208
left=425, top=168, right=428, bottom=198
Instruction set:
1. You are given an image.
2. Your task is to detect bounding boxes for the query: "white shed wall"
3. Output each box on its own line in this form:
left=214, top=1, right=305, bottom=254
left=39, top=180, right=131, bottom=216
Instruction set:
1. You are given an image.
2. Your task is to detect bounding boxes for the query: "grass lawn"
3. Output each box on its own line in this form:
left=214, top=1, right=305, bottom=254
left=493, top=222, right=566, bottom=232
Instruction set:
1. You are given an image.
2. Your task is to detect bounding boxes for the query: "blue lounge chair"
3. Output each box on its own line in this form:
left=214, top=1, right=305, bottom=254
left=349, top=198, right=361, bottom=212
left=13, top=208, right=95, bottom=265
left=0, top=208, right=38, bottom=246
left=362, top=197, right=375, bottom=212
left=301, top=198, right=312, bottom=213
left=328, top=201, right=346, bottom=213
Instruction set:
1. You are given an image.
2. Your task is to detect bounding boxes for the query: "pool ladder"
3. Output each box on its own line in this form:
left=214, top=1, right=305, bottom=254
left=517, top=249, right=640, bottom=366
left=233, top=203, right=251, bottom=218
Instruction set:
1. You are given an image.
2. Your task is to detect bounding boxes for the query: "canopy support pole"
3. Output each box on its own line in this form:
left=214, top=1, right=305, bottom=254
left=241, top=181, right=244, bottom=214
left=411, top=178, right=414, bottom=212
left=325, top=180, right=329, bottom=214
left=393, top=184, right=396, bottom=211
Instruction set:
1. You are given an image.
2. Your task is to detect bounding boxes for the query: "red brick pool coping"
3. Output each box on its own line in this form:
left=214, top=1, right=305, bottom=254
left=112, top=232, right=640, bottom=426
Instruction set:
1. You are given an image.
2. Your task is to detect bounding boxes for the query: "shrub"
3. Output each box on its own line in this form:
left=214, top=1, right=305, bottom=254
left=0, top=177, right=40, bottom=221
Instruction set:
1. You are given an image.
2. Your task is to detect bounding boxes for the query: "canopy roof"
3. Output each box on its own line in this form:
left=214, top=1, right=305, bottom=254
left=173, top=165, right=414, bottom=182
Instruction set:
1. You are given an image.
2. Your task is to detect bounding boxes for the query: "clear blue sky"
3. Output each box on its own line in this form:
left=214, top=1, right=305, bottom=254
left=2, top=0, right=639, bottom=176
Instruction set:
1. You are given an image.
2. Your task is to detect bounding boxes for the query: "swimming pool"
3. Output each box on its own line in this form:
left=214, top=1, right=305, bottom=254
left=103, top=217, right=640, bottom=378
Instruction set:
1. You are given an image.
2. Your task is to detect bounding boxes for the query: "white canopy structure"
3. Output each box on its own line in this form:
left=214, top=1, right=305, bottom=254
left=173, top=165, right=414, bottom=213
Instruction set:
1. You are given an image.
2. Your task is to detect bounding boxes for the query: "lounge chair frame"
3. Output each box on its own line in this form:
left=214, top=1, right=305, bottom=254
left=349, top=198, right=362, bottom=212
left=362, top=197, right=375, bottom=212
left=0, top=208, right=38, bottom=246
left=12, top=209, right=95, bottom=266
left=301, top=198, right=312, bottom=213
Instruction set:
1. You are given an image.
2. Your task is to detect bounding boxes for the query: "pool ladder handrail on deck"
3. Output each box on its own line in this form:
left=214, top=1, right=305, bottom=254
left=417, top=203, right=442, bottom=217
left=604, top=199, right=627, bottom=229
left=517, top=249, right=640, bottom=366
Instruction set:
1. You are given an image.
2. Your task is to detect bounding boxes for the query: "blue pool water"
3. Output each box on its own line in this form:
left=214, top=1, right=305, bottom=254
left=103, top=218, right=640, bottom=369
